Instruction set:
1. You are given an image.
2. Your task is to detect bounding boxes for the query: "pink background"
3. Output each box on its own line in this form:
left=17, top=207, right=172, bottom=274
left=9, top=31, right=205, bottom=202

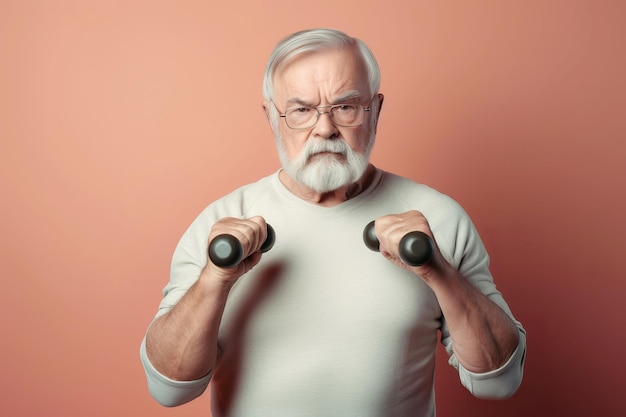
left=2, top=1, right=624, bottom=416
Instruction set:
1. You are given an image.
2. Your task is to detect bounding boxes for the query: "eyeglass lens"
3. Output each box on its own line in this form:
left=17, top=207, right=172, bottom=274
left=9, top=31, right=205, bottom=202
left=285, top=105, right=363, bottom=128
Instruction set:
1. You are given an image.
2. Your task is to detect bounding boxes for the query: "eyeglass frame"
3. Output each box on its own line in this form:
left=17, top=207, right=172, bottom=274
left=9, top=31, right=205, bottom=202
left=271, top=100, right=373, bottom=130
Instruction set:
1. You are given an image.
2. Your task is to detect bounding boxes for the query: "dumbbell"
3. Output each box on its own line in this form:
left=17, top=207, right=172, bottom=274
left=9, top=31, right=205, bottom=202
left=363, top=221, right=434, bottom=266
left=208, top=224, right=276, bottom=267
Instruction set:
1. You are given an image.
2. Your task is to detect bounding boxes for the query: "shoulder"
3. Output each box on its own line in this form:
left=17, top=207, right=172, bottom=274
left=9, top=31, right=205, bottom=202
left=197, top=171, right=279, bottom=219
left=176, top=172, right=278, bottom=245
left=378, top=170, right=465, bottom=218
left=375, top=171, right=476, bottom=254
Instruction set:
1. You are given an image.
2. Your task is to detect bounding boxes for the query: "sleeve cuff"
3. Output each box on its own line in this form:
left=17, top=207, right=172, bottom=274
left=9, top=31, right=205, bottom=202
left=452, top=329, right=526, bottom=399
left=139, top=336, right=212, bottom=407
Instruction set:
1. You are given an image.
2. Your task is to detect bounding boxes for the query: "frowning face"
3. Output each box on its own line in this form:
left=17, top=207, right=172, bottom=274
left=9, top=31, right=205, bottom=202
left=266, top=46, right=381, bottom=194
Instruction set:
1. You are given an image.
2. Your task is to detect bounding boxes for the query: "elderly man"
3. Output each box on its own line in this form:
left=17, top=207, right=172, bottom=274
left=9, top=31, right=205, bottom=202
left=140, top=28, right=526, bottom=417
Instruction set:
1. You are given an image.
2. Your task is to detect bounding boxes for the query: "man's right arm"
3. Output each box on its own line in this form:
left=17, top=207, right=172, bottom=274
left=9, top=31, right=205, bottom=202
left=141, top=216, right=268, bottom=405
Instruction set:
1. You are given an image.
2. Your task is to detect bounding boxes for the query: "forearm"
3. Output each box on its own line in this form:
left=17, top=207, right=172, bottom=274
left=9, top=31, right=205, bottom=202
left=373, top=211, right=521, bottom=372
left=145, top=271, right=231, bottom=381
left=428, top=266, right=520, bottom=373
left=145, top=216, right=268, bottom=381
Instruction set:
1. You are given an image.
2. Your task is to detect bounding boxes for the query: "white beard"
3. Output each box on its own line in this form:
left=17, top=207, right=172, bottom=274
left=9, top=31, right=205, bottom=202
left=276, top=135, right=374, bottom=193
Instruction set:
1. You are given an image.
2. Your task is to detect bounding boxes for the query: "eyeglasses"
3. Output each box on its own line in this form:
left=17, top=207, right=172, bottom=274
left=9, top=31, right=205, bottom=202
left=272, top=101, right=371, bottom=130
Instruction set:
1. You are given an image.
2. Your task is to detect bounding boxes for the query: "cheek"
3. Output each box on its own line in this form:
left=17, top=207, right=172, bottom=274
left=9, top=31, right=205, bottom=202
left=278, top=128, right=307, bottom=159
left=343, top=127, right=372, bottom=153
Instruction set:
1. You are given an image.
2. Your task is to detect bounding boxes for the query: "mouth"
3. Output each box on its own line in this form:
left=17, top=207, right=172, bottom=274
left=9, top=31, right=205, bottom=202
left=309, top=151, right=345, bottom=160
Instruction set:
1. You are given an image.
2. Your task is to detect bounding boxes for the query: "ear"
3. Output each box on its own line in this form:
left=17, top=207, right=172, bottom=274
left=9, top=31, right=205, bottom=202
left=372, top=93, right=384, bottom=133
left=375, top=93, right=384, bottom=117
left=261, top=102, right=270, bottom=121
left=262, top=101, right=279, bottom=134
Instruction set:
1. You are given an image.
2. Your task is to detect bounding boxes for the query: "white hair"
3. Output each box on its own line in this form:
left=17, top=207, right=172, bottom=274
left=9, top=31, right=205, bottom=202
left=275, top=131, right=376, bottom=194
left=263, top=28, right=380, bottom=101
left=263, top=28, right=382, bottom=132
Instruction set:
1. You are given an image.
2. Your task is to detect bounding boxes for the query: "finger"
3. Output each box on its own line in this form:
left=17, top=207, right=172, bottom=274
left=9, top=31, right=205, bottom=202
left=215, top=217, right=268, bottom=256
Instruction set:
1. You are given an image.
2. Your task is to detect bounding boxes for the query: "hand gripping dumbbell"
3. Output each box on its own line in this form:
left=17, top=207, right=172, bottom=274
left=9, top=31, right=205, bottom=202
left=363, top=221, right=434, bottom=266
left=208, top=224, right=276, bottom=268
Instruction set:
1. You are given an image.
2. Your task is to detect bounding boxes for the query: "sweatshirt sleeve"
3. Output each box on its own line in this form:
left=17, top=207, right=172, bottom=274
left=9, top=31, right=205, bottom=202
left=435, top=195, right=527, bottom=399
left=138, top=191, right=251, bottom=406
left=138, top=206, right=217, bottom=407
left=444, top=326, right=526, bottom=398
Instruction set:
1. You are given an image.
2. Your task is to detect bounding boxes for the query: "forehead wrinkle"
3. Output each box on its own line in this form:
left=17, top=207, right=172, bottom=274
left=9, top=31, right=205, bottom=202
left=274, top=49, right=369, bottom=106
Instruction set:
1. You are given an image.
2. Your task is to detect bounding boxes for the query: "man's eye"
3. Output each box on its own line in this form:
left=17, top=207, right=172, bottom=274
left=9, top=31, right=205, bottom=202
left=336, top=105, right=358, bottom=113
left=290, top=107, right=312, bottom=114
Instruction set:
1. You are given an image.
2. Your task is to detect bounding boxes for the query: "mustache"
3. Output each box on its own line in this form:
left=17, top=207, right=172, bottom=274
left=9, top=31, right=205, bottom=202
left=303, top=139, right=349, bottom=159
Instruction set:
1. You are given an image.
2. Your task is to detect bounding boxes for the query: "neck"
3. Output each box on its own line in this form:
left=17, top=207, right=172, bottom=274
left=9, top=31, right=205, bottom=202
left=279, top=164, right=376, bottom=207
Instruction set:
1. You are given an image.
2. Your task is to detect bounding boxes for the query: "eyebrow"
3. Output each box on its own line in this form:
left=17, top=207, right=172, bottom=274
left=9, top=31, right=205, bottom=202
left=285, top=90, right=364, bottom=107
left=333, top=90, right=363, bottom=103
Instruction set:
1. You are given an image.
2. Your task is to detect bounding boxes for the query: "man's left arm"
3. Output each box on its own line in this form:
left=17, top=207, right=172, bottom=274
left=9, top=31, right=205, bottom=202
left=374, top=210, right=526, bottom=398
left=428, top=264, right=526, bottom=399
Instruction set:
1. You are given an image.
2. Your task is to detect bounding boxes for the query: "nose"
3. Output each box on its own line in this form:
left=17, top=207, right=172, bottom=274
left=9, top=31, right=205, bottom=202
left=313, top=110, right=339, bottom=139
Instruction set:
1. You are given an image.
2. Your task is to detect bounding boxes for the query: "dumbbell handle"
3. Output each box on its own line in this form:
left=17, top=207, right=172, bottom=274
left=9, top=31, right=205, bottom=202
left=208, top=224, right=275, bottom=268
left=363, top=221, right=434, bottom=266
